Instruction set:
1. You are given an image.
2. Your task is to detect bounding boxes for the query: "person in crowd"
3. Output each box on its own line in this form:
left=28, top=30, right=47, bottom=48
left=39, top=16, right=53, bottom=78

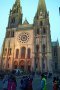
left=27, top=77, right=33, bottom=90
left=11, top=76, right=17, bottom=90
left=20, top=79, right=25, bottom=90
left=53, top=77, right=58, bottom=90
left=3, top=75, right=9, bottom=90
left=23, top=76, right=28, bottom=90
left=8, top=77, right=12, bottom=90
left=40, top=74, right=47, bottom=90
left=56, top=76, right=59, bottom=89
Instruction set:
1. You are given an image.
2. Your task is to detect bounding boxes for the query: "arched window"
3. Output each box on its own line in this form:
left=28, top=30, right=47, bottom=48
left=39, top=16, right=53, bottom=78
left=54, top=47, right=57, bottom=56
left=27, top=48, right=31, bottom=59
left=40, top=21, right=43, bottom=26
left=43, top=27, right=46, bottom=34
left=15, top=49, right=19, bottom=59
left=14, top=61, right=18, bottom=69
left=37, top=29, right=39, bottom=34
left=21, top=47, right=26, bottom=59
left=7, top=57, right=10, bottom=68
left=11, top=17, right=15, bottom=24
left=8, top=48, right=12, bottom=55
left=6, top=31, right=10, bottom=38
left=42, top=44, right=45, bottom=53
left=11, top=31, right=14, bottom=37
left=36, top=45, right=39, bottom=52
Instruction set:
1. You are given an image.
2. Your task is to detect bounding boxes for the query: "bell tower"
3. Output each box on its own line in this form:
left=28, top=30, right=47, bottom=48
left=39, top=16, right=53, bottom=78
left=8, top=0, right=23, bottom=28
left=34, top=0, right=52, bottom=72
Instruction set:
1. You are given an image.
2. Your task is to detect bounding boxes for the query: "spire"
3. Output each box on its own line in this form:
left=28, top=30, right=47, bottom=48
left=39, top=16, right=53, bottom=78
left=8, top=0, right=23, bottom=28
left=23, top=18, right=29, bottom=25
left=16, top=0, right=20, bottom=3
left=37, top=0, right=47, bottom=12
left=15, top=0, right=21, bottom=7
left=34, top=0, right=47, bottom=20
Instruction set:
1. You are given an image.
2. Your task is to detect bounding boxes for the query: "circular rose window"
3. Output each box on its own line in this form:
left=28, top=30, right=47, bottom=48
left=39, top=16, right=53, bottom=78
left=18, top=32, right=30, bottom=43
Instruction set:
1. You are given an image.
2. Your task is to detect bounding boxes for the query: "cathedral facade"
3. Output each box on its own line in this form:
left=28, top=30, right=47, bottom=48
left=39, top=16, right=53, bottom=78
left=1, top=0, right=52, bottom=73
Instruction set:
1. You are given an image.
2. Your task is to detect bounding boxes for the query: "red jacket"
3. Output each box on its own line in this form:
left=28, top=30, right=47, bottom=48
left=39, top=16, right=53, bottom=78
left=53, top=81, right=58, bottom=90
left=11, top=81, right=16, bottom=90
left=27, top=79, right=32, bottom=90
left=8, top=80, right=12, bottom=90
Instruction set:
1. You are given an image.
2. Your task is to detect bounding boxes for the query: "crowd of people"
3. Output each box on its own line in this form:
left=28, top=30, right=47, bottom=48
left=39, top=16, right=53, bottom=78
left=20, top=75, right=33, bottom=90
left=2, top=73, right=60, bottom=90
left=53, top=76, right=60, bottom=90
left=3, top=74, right=17, bottom=90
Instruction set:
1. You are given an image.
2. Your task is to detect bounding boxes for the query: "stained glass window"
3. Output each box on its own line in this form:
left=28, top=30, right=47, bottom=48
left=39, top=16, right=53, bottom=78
left=21, top=47, right=26, bottom=59
left=27, top=48, right=31, bottom=59
left=15, top=49, right=19, bottom=59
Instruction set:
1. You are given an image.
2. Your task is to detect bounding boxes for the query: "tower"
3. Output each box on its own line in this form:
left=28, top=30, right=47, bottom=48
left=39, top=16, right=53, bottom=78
left=34, top=0, right=52, bottom=72
left=8, top=0, right=22, bottom=28
left=1, top=0, right=23, bottom=70
left=6, top=0, right=23, bottom=38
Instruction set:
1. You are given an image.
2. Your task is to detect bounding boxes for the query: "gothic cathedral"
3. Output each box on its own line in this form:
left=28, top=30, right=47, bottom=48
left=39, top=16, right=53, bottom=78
left=1, top=0, right=52, bottom=73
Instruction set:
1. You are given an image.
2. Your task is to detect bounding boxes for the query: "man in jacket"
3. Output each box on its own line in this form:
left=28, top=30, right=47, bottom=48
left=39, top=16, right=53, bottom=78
left=40, top=74, right=47, bottom=90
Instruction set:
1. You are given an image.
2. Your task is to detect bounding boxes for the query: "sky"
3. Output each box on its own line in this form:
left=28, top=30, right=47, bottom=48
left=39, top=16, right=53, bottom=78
left=0, top=0, right=60, bottom=54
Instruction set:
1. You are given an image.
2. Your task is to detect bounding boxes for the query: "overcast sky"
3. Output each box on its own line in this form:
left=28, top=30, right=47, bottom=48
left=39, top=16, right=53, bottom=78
left=0, top=0, right=60, bottom=54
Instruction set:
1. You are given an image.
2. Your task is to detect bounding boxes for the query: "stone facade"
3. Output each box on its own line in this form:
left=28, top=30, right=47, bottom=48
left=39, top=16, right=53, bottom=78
left=2, top=25, right=34, bottom=71
left=34, top=0, right=52, bottom=72
left=1, top=0, right=53, bottom=73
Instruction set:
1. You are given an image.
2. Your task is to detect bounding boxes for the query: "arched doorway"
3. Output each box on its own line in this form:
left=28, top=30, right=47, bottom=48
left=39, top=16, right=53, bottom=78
left=27, top=60, right=31, bottom=72
left=19, top=60, right=25, bottom=71
left=14, top=61, right=18, bottom=69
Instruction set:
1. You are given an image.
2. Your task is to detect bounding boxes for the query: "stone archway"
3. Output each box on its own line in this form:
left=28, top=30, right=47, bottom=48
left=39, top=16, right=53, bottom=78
left=19, top=60, right=25, bottom=71
left=27, top=60, right=31, bottom=72
left=13, top=61, right=18, bottom=69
